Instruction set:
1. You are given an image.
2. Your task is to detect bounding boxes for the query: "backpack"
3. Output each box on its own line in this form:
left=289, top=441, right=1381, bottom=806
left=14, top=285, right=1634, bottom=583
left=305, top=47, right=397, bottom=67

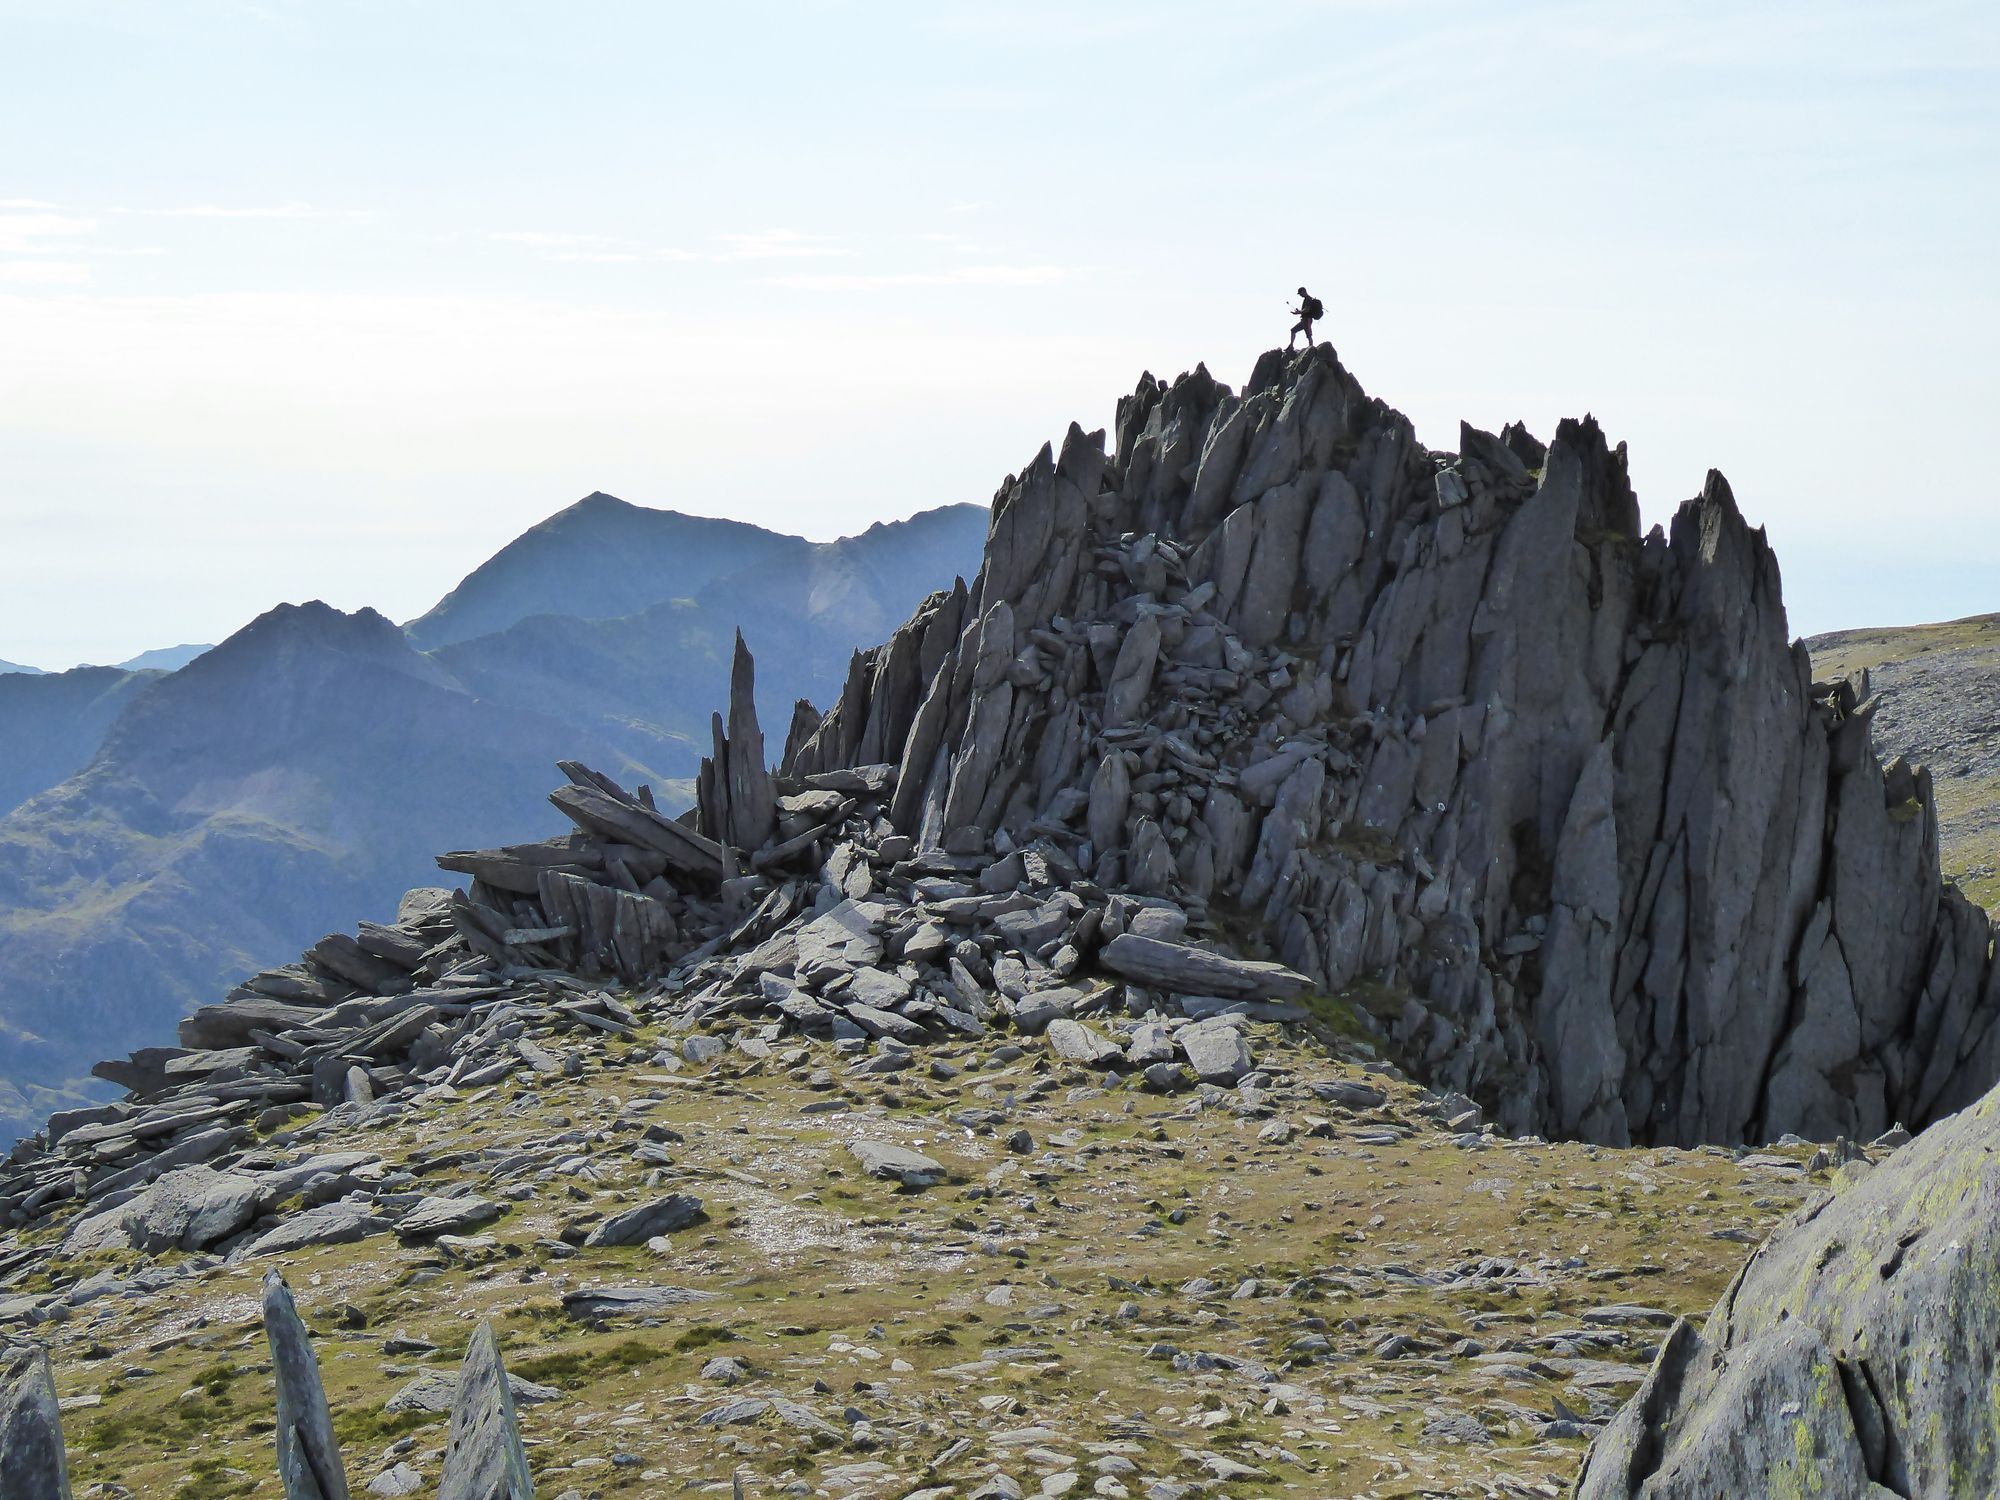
left=1304, top=295, right=1324, bottom=321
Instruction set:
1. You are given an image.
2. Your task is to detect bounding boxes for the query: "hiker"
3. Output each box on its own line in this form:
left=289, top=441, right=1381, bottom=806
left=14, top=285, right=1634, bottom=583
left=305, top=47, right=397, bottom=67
left=1288, top=286, right=1323, bottom=349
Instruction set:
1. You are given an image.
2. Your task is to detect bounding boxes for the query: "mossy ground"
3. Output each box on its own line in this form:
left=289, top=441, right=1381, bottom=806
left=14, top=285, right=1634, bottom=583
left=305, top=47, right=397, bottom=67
left=10, top=1021, right=1815, bottom=1497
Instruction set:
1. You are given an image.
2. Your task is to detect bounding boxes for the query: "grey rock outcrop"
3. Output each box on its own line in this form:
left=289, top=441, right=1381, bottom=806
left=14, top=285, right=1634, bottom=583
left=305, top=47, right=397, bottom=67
left=0, top=1343, right=69, bottom=1499
left=0, top=340, right=1989, bottom=1283
left=1576, top=1080, right=2000, bottom=1498
left=766, top=346, right=1999, bottom=1147
left=262, top=1271, right=351, bottom=1500
left=437, top=1321, right=535, bottom=1500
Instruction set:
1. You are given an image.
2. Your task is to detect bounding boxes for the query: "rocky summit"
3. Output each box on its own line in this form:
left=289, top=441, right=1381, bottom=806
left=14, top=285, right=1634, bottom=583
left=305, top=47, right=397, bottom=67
left=0, top=344, right=1995, bottom=1495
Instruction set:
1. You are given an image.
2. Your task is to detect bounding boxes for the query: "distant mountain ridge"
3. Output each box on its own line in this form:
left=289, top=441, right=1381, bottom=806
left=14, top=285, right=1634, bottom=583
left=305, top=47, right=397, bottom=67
left=113, top=643, right=212, bottom=672
left=0, top=658, right=44, bottom=676
left=0, top=497, right=988, bottom=1141
left=408, top=492, right=810, bottom=649
left=0, top=665, right=157, bottom=818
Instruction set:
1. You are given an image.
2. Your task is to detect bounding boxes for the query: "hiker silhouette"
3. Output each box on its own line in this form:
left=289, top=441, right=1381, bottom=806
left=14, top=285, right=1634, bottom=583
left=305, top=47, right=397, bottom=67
left=1289, top=286, right=1323, bottom=349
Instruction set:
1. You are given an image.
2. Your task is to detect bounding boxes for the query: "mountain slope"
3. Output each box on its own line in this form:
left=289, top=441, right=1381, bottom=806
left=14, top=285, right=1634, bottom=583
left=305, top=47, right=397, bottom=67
left=0, top=602, right=683, bottom=1139
left=0, top=658, right=43, bottom=675
left=1809, top=611, right=2000, bottom=911
left=404, top=492, right=807, bottom=650
left=433, top=505, right=990, bottom=763
left=0, top=505, right=987, bottom=1144
left=0, top=664, right=156, bottom=817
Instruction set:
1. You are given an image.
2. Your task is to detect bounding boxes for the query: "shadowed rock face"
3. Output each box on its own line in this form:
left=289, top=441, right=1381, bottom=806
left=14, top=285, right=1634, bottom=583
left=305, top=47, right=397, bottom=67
left=786, top=345, right=1998, bottom=1146
left=1576, top=1082, right=2000, bottom=1498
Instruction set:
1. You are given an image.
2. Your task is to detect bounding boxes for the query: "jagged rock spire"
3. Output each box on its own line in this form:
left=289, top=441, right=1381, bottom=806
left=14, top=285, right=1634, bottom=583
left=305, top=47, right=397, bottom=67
left=262, top=1271, right=351, bottom=1500
left=0, top=1343, right=71, bottom=1500
left=765, top=343, right=2000, bottom=1147
left=697, top=631, right=777, bottom=852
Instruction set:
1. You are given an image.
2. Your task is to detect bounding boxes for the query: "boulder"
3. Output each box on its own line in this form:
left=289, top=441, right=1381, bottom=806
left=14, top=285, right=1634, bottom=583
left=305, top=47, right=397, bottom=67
left=560, top=1286, right=722, bottom=1320
left=1177, top=1020, right=1255, bottom=1085
left=582, top=1194, right=706, bottom=1248
left=1044, top=1019, right=1124, bottom=1069
left=396, top=1196, right=503, bottom=1240
left=247, top=1201, right=392, bottom=1258
left=123, top=1165, right=266, bottom=1253
left=847, top=1140, right=947, bottom=1188
left=1577, top=1080, right=2000, bottom=1497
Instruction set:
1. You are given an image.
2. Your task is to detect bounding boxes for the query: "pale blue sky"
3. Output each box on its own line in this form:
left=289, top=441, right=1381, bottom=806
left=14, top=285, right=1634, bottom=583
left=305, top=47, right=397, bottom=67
left=1, top=1, right=1994, bottom=667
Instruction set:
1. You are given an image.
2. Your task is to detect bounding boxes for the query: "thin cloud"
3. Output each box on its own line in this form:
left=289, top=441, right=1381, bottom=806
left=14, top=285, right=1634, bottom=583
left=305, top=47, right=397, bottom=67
left=489, top=231, right=699, bottom=264
left=0, top=260, right=91, bottom=285
left=491, top=227, right=850, bottom=265
left=767, top=263, right=1071, bottom=290
left=0, top=198, right=62, bottom=211
left=0, top=213, right=98, bottom=253
left=712, top=229, right=854, bottom=261
left=490, top=231, right=625, bottom=250
left=148, top=203, right=371, bottom=220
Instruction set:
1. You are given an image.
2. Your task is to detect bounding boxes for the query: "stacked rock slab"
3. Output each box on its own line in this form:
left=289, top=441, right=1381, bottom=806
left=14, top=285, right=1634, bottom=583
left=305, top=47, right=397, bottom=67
left=1576, top=1080, right=2000, bottom=1497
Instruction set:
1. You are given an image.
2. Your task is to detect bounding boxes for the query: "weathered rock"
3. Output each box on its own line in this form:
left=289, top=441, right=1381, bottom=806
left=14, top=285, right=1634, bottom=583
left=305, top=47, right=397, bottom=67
left=847, top=1140, right=946, bottom=1188
left=560, top=1286, right=722, bottom=1320
left=795, top=900, right=884, bottom=982
left=387, top=1368, right=559, bottom=1417
left=247, top=1201, right=393, bottom=1258
left=123, top=1165, right=265, bottom=1253
left=582, top=1194, right=705, bottom=1247
left=1125, top=1022, right=1178, bottom=1067
left=1044, top=1019, right=1124, bottom=1069
left=396, top=1196, right=502, bottom=1240
left=436, top=1322, right=535, bottom=1500
left=262, top=1271, right=350, bottom=1500
left=1177, top=1020, right=1255, bottom=1085
left=0, top=1343, right=70, bottom=1499
left=1578, top=1080, right=2000, bottom=1497
left=1099, top=934, right=1312, bottom=1001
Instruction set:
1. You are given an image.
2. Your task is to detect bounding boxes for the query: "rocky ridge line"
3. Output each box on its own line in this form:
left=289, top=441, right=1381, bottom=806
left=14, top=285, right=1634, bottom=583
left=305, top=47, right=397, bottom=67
left=0, top=345, right=1991, bottom=1267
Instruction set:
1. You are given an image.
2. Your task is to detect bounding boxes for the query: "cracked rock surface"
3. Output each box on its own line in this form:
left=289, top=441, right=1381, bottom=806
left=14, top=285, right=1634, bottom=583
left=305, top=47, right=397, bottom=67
left=1578, top=1083, right=2000, bottom=1499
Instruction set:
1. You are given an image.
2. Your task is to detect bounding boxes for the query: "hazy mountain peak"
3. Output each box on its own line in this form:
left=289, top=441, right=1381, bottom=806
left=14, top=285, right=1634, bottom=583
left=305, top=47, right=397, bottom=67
left=403, top=494, right=990, bottom=653
left=113, top=642, right=212, bottom=673
left=0, top=657, right=46, bottom=676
